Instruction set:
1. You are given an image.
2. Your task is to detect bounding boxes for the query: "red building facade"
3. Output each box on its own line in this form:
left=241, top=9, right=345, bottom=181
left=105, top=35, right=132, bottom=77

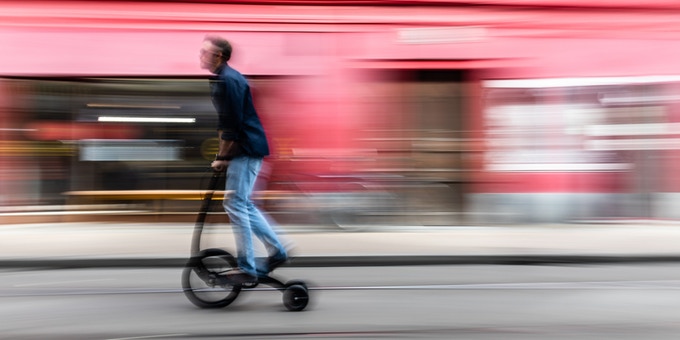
left=3, top=0, right=680, bottom=223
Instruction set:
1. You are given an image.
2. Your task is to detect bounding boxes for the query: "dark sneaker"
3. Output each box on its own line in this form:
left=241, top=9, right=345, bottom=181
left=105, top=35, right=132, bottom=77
left=267, top=253, right=289, bottom=272
left=225, top=268, right=258, bottom=285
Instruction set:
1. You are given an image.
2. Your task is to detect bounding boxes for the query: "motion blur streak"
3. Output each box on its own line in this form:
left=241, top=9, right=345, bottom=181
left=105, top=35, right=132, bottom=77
left=2, top=0, right=680, bottom=226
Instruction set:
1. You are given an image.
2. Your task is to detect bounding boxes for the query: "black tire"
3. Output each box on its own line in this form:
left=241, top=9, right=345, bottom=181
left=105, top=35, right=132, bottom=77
left=285, top=279, right=308, bottom=290
left=283, top=284, right=309, bottom=311
left=182, top=248, right=241, bottom=308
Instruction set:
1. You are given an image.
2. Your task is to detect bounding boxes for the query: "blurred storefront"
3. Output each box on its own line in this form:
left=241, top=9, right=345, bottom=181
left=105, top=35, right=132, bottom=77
left=3, top=1, right=680, bottom=224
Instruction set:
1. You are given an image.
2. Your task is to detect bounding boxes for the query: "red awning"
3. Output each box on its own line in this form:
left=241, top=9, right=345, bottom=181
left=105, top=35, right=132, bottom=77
left=3, top=1, right=680, bottom=78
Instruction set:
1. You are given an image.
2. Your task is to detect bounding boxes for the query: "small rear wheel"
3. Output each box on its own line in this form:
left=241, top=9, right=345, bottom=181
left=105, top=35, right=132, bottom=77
left=283, top=284, right=309, bottom=311
left=182, top=248, right=241, bottom=308
left=285, top=279, right=308, bottom=290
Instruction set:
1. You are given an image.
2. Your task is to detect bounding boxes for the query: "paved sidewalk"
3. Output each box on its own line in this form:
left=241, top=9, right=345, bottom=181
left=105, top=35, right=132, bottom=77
left=1, top=222, right=680, bottom=268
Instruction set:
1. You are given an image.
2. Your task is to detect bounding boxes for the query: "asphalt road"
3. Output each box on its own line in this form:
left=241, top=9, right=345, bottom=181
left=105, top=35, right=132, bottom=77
left=2, top=264, right=680, bottom=339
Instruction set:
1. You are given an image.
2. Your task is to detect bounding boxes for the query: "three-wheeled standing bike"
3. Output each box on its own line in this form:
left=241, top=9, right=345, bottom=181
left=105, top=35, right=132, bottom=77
left=181, top=170, right=310, bottom=311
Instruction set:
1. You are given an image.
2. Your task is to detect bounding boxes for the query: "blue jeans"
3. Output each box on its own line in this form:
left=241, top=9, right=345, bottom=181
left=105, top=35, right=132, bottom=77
left=224, top=156, right=287, bottom=276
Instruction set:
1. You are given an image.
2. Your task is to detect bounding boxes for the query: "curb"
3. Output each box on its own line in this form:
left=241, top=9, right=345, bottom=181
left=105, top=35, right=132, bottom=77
left=3, top=254, right=680, bottom=269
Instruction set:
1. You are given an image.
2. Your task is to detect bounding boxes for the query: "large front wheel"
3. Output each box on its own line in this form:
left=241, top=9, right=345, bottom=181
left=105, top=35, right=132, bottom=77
left=182, top=248, right=241, bottom=308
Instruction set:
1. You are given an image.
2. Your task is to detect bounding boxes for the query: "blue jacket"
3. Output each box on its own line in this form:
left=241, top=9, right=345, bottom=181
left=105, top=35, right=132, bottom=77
left=210, top=64, right=270, bottom=157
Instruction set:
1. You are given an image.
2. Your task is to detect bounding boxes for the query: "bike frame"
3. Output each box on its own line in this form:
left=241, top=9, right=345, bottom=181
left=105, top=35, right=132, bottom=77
left=190, top=170, right=224, bottom=256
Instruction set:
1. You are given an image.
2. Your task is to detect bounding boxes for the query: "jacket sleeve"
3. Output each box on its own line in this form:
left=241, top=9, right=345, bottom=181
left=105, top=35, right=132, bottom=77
left=220, top=79, right=243, bottom=141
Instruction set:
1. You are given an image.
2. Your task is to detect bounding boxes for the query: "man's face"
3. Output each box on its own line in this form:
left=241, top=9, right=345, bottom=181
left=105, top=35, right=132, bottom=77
left=199, top=40, right=222, bottom=73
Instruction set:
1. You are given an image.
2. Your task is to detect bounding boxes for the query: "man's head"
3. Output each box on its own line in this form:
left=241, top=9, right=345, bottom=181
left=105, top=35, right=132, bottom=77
left=200, top=35, right=232, bottom=73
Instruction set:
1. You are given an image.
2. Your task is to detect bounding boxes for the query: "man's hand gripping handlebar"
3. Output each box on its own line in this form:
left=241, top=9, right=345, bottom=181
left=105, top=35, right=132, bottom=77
left=211, top=159, right=228, bottom=172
